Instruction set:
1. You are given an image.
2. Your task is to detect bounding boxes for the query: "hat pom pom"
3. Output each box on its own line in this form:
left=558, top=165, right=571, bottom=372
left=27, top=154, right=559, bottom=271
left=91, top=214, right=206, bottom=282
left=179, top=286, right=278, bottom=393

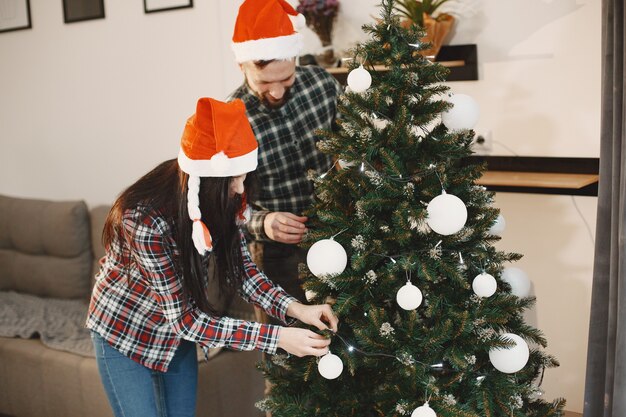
left=294, top=13, right=306, bottom=31
left=211, top=151, right=231, bottom=174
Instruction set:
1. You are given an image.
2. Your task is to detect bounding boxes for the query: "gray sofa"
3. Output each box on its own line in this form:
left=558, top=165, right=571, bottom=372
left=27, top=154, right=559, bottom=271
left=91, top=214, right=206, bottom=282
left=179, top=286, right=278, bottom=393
left=0, top=194, right=265, bottom=417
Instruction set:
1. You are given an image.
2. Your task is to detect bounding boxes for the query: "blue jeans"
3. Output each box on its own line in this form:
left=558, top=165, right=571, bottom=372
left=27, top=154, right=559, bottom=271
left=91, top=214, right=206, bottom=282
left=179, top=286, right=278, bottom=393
left=91, top=331, right=198, bottom=417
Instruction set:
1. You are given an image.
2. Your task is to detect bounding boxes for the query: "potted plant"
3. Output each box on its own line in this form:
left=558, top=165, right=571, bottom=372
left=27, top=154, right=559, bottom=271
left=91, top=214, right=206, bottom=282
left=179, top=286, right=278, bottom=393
left=394, top=0, right=455, bottom=58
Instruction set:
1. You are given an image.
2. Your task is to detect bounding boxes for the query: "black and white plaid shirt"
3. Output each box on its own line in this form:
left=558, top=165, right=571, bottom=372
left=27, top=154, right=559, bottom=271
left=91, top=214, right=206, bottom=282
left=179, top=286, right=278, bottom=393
left=230, top=65, right=342, bottom=241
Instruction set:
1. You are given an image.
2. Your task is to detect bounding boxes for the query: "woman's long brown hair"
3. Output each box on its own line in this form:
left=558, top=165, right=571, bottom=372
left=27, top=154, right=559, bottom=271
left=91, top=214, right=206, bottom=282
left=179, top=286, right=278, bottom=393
left=102, top=159, right=257, bottom=316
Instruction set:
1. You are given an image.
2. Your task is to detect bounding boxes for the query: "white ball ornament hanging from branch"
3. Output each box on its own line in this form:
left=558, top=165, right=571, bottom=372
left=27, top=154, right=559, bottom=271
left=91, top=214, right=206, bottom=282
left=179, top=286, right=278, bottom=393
left=396, top=281, right=423, bottom=310
left=441, top=93, right=480, bottom=131
left=489, top=213, right=506, bottom=236
left=501, top=267, right=531, bottom=298
left=411, top=402, right=437, bottom=417
left=472, top=272, right=497, bottom=298
left=426, top=191, right=468, bottom=235
left=318, top=352, right=343, bottom=379
left=306, top=238, right=348, bottom=278
left=489, top=333, right=530, bottom=373
left=347, top=65, right=372, bottom=93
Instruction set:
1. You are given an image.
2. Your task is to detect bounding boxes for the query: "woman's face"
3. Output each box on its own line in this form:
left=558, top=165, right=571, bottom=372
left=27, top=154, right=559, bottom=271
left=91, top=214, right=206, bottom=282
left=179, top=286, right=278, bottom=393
left=229, top=174, right=247, bottom=198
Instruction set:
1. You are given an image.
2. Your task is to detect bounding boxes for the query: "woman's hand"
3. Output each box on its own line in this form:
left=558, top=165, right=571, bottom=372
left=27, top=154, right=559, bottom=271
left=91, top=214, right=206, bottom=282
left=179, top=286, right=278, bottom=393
left=277, top=327, right=330, bottom=357
left=287, top=302, right=339, bottom=333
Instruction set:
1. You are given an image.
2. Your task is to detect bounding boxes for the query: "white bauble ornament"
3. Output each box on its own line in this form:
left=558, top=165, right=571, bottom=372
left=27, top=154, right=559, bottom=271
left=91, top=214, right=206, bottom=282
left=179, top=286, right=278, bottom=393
left=411, top=402, right=437, bottom=417
left=489, top=214, right=506, bottom=236
left=501, top=267, right=531, bottom=298
left=489, top=333, right=530, bottom=373
left=305, top=290, right=317, bottom=302
left=396, top=282, right=423, bottom=310
left=307, top=238, right=348, bottom=278
left=426, top=191, right=468, bottom=235
left=347, top=65, right=372, bottom=93
left=472, top=272, right=497, bottom=298
left=442, top=93, right=480, bottom=130
left=318, top=352, right=343, bottom=379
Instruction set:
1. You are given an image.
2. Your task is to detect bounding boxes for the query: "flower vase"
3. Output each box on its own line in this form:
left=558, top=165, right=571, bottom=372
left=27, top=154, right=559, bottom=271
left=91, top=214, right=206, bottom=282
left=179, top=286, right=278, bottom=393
left=310, top=18, right=338, bottom=68
left=316, top=40, right=337, bottom=68
left=420, top=13, right=455, bottom=58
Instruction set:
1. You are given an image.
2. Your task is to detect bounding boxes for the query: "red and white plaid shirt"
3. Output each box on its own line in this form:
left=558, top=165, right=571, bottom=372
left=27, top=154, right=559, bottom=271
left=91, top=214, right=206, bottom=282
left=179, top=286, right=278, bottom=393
left=86, top=205, right=296, bottom=372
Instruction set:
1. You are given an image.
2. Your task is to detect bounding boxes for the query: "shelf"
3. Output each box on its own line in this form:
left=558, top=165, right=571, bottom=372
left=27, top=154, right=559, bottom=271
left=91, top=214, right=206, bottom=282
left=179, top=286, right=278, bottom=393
left=435, top=44, right=478, bottom=81
left=326, top=44, right=478, bottom=84
left=477, top=171, right=599, bottom=190
left=466, top=156, right=599, bottom=196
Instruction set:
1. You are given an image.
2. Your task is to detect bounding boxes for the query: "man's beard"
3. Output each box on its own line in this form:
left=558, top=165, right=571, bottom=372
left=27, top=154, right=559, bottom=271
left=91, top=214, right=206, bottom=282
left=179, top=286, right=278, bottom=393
left=259, top=87, right=292, bottom=109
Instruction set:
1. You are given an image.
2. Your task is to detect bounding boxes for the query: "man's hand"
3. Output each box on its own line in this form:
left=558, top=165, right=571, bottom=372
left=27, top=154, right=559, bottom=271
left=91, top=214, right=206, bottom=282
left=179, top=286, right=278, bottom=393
left=264, top=212, right=308, bottom=244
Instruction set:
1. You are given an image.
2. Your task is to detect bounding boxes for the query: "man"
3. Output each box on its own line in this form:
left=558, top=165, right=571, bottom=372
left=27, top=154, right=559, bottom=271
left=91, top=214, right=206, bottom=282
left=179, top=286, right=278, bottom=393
left=229, top=0, right=342, bottom=307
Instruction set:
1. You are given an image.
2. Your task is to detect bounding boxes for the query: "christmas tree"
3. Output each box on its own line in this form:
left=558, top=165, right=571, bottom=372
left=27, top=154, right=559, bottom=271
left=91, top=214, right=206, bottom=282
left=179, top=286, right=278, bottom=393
left=259, top=1, right=566, bottom=416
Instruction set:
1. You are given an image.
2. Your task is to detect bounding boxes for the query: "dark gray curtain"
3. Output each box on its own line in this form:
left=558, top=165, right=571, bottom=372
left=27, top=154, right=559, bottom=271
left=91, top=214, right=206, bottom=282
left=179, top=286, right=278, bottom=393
left=583, top=0, right=625, bottom=416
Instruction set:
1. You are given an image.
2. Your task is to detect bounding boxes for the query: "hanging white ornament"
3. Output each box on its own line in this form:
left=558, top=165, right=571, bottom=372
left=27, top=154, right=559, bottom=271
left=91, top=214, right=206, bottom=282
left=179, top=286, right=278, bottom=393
left=441, top=93, right=480, bottom=130
left=501, top=267, right=531, bottom=298
left=411, top=402, right=437, bottom=417
left=472, top=272, right=497, bottom=298
left=489, top=333, right=530, bottom=373
left=396, top=281, right=423, bottom=310
left=489, top=213, right=506, bottom=236
left=347, top=65, right=372, bottom=93
left=426, top=191, right=468, bottom=235
left=307, top=238, right=348, bottom=278
left=318, top=352, right=343, bottom=379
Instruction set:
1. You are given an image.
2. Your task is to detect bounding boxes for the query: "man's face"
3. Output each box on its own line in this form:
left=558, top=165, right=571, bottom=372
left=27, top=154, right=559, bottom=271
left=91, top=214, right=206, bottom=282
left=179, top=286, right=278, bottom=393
left=240, top=59, right=296, bottom=109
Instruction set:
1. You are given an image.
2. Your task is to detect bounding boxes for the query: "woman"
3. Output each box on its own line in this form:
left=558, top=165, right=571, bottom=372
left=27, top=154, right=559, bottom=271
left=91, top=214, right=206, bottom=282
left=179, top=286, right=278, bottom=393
left=87, top=97, right=338, bottom=417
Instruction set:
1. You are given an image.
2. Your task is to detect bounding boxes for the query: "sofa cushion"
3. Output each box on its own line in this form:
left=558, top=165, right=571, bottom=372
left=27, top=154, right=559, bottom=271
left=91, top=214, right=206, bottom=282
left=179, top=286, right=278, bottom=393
left=0, top=195, right=92, bottom=299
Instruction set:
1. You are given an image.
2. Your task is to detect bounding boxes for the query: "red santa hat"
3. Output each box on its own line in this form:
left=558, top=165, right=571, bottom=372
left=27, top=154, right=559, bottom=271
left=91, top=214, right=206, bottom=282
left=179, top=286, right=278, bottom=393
left=231, top=0, right=306, bottom=63
left=178, top=97, right=258, bottom=254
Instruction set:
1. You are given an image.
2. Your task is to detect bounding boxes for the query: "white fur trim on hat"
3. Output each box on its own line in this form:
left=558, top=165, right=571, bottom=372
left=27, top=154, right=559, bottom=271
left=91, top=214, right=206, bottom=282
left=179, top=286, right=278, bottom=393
left=231, top=33, right=303, bottom=63
left=178, top=148, right=258, bottom=178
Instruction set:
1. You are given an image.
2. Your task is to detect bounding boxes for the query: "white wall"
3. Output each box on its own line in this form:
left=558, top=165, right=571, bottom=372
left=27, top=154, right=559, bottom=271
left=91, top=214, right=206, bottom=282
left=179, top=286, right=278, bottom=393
left=445, top=1, right=600, bottom=411
left=0, top=0, right=600, bottom=412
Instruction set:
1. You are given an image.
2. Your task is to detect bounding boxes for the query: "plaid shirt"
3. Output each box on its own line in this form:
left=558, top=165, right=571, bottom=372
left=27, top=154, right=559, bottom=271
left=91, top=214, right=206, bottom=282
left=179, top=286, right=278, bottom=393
left=230, top=65, right=342, bottom=240
left=86, top=205, right=296, bottom=372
